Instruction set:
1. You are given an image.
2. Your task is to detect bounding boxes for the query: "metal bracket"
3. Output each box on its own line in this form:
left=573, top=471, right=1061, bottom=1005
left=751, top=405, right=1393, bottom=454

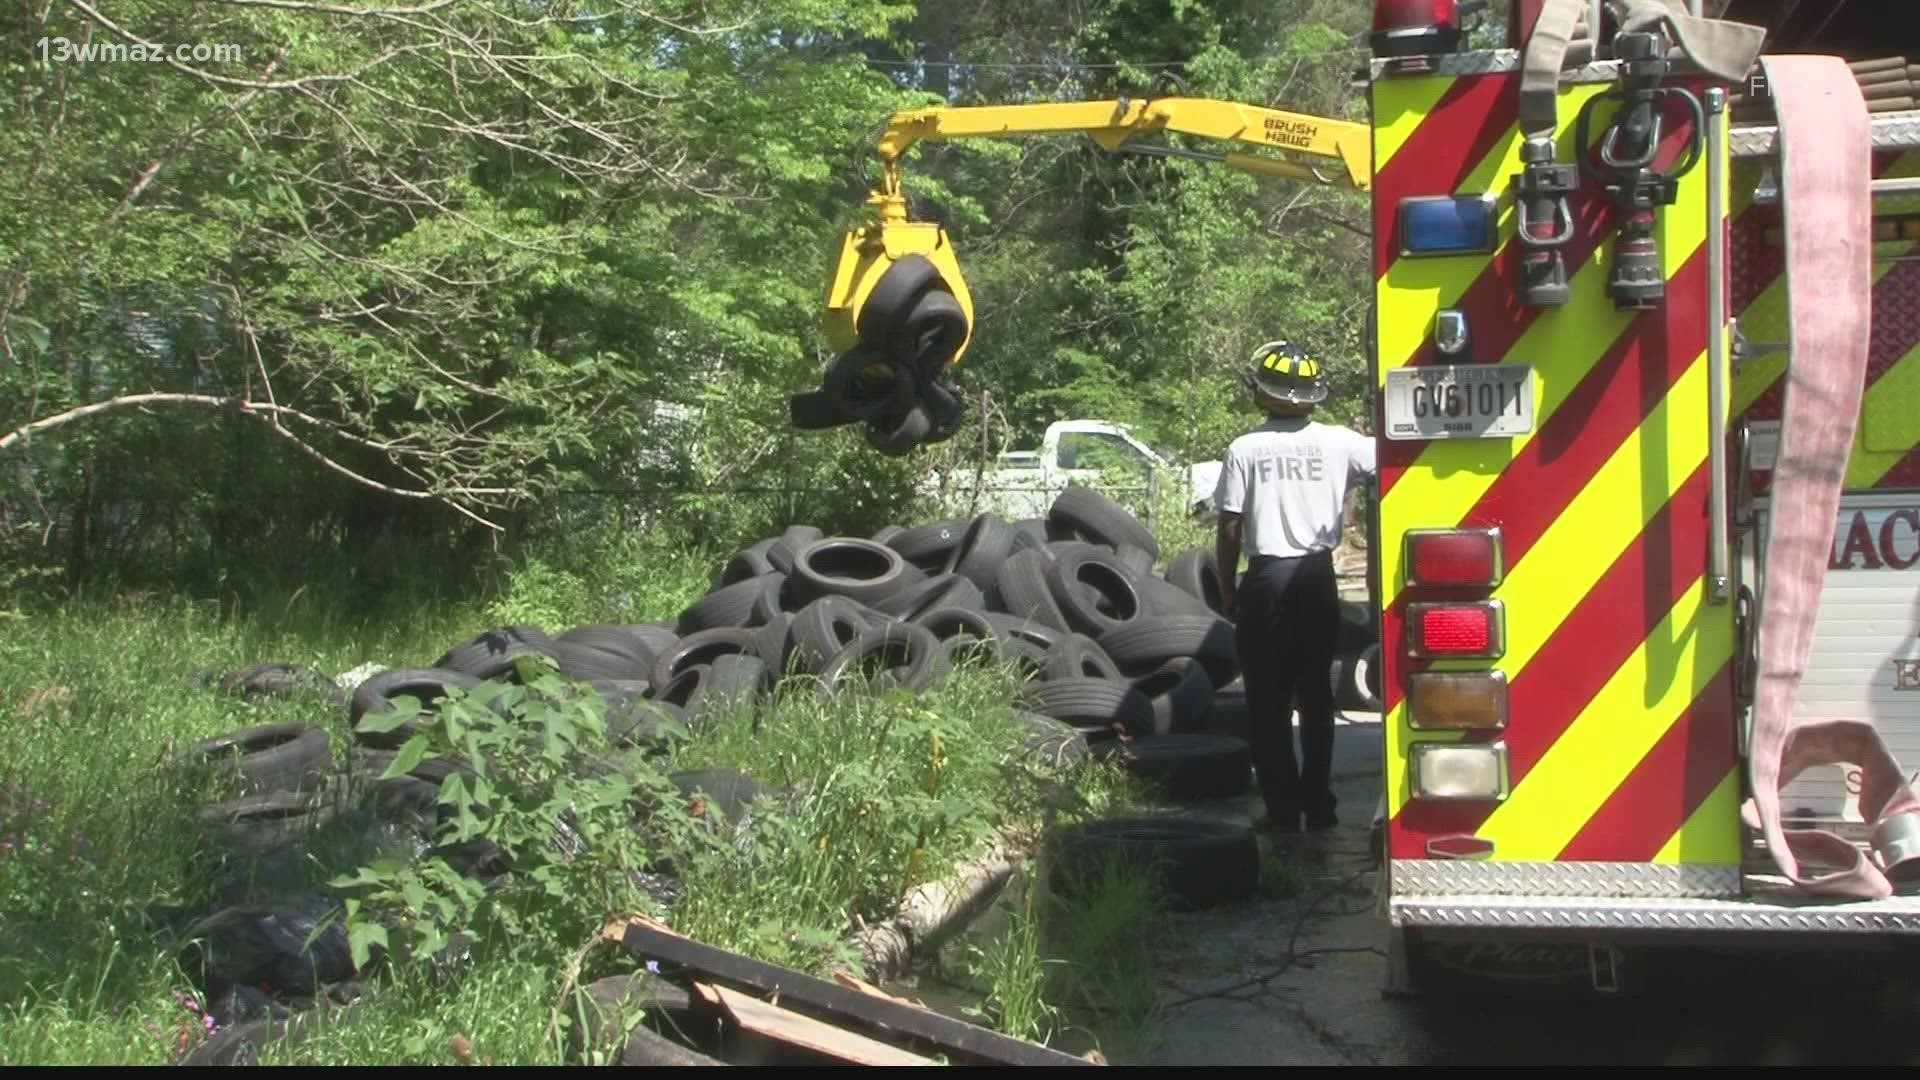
left=1589, top=945, right=1621, bottom=994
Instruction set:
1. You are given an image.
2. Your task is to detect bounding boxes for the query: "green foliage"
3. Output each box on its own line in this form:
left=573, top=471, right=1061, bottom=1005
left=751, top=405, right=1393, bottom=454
left=336, top=658, right=696, bottom=974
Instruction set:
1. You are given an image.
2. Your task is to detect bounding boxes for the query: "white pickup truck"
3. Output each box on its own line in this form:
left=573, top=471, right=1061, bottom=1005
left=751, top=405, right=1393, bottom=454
left=922, top=419, right=1224, bottom=524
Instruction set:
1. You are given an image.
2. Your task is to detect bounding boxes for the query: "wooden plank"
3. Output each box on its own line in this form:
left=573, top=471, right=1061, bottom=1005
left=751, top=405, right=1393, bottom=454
left=611, top=915, right=1096, bottom=1067
left=691, top=982, right=934, bottom=1067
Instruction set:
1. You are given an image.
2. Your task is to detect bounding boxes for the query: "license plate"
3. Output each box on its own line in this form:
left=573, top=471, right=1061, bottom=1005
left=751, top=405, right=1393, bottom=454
left=1383, top=364, right=1534, bottom=441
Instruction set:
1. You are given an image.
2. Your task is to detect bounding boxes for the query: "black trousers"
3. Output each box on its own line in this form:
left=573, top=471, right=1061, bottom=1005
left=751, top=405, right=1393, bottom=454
left=1234, top=549, right=1340, bottom=823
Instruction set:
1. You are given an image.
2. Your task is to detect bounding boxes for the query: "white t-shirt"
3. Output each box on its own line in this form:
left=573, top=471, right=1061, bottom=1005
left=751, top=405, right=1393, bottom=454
left=1213, top=416, right=1376, bottom=559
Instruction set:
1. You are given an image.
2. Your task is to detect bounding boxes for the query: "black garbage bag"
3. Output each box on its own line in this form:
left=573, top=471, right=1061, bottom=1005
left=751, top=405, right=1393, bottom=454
left=177, top=892, right=370, bottom=1005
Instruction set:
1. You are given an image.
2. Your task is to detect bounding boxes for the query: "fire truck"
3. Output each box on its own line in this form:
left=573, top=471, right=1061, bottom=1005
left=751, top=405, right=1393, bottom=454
left=797, top=0, right=1920, bottom=995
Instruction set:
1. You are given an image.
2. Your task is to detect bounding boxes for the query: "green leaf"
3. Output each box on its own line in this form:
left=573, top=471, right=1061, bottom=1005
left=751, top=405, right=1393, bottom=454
left=356, top=698, right=422, bottom=736
left=385, top=732, right=434, bottom=779
left=348, top=920, right=389, bottom=971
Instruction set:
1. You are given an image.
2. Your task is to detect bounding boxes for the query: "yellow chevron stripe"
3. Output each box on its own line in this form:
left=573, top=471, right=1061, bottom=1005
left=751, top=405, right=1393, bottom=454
left=1377, top=193, right=1711, bottom=619
left=1852, top=335, right=1920, bottom=486
left=1730, top=255, right=1909, bottom=418
left=1373, top=73, right=1459, bottom=173
left=1384, top=351, right=1712, bottom=811
left=1374, top=86, right=1623, bottom=378
left=1730, top=150, right=1920, bottom=420
left=1478, top=576, right=1735, bottom=859
left=1654, top=768, right=1742, bottom=865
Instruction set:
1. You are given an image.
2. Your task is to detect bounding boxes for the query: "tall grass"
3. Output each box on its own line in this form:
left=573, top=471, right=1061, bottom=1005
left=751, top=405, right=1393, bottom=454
left=0, top=547, right=1148, bottom=1063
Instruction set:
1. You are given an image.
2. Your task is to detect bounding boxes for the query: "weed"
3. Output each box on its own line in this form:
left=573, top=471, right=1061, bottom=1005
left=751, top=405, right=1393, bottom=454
left=956, top=876, right=1063, bottom=1045
left=1040, top=844, right=1170, bottom=1062
left=1260, top=853, right=1306, bottom=901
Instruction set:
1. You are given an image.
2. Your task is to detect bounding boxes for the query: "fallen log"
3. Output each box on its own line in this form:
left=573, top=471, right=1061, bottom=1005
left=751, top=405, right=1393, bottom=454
left=849, top=840, right=1020, bottom=985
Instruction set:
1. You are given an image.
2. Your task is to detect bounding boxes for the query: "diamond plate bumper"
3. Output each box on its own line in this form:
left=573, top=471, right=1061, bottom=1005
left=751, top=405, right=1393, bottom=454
left=1391, top=891, right=1920, bottom=941
left=1390, top=860, right=1739, bottom=898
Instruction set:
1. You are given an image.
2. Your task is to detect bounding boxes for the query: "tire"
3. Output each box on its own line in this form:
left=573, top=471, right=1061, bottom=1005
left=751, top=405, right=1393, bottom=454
left=626, top=625, right=680, bottom=659
left=871, top=573, right=985, bottom=621
left=216, top=663, right=346, bottom=708
left=1336, top=599, right=1377, bottom=654
left=349, top=668, right=483, bottom=750
left=557, top=625, right=659, bottom=671
left=650, top=666, right=707, bottom=712
left=1337, top=642, right=1383, bottom=712
left=1112, top=544, right=1156, bottom=580
left=676, top=575, right=775, bottom=635
left=1135, top=575, right=1214, bottom=618
left=649, top=628, right=756, bottom=690
left=939, top=633, right=1008, bottom=675
left=945, top=514, right=1017, bottom=590
left=1044, top=546, right=1149, bottom=638
left=911, top=605, right=997, bottom=643
left=1164, top=548, right=1225, bottom=614
left=1000, top=637, right=1050, bottom=683
left=749, top=573, right=801, bottom=625
left=552, top=641, right=649, bottom=683
left=1092, top=734, right=1253, bottom=802
left=568, top=974, right=704, bottom=1067
left=982, top=611, right=1063, bottom=652
left=1010, top=518, right=1051, bottom=550
left=689, top=654, right=770, bottom=719
left=1096, top=615, right=1240, bottom=689
left=870, top=524, right=905, bottom=545
left=751, top=613, right=797, bottom=679
left=433, top=625, right=558, bottom=682
left=1018, top=677, right=1154, bottom=741
left=790, top=538, right=925, bottom=607
left=1047, top=816, right=1260, bottom=912
left=819, top=622, right=948, bottom=695
left=719, top=539, right=779, bottom=586
left=193, top=792, right=343, bottom=853
left=1013, top=711, right=1092, bottom=768
left=789, top=595, right=870, bottom=676
left=178, top=723, right=334, bottom=796
left=1131, top=656, right=1216, bottom=736
left=888, top=285, right=969, bottom=378
left=864, top=401, right=932, bottom=456
left=883, top=519, right=971, bottom=573
left=606, top=697, right=688, bottom=750
left=1042, top=633, right=1123, bottom=682
left=854, top=253, right=942, bottom=347
left=669, top=768, right=769, bottom=827
left=1047, top=484, right=1159, bottom=562
left=989, top=547, right=1071, bottom=634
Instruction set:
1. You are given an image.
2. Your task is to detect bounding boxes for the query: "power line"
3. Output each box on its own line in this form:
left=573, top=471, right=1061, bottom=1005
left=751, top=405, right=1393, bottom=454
left=862, top=49, right=1374, bottom=72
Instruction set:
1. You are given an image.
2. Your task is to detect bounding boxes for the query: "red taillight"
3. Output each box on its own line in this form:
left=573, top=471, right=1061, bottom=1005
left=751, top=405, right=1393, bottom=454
left=1374, top=0, right=1457, bottom=31
left=1370, top=0, right=1462, bottom=57
left=1408, top=601, right=1505, bottom=659
left=1406, top=528, right=1504, bottom=587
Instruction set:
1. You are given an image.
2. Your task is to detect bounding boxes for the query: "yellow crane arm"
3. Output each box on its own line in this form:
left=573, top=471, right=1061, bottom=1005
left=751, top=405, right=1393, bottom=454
left=873, top=97, right=1373, bottom=192
left=804, top=93, right=1372, bottom=455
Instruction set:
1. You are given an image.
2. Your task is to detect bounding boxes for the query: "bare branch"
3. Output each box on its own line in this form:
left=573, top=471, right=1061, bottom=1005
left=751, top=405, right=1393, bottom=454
left=204, top=0, right=460, bottom=15
left=0, top=393, right=516, bottom=529
left=66, top=0, right=433, bottom=91
left=103, top=49, right=290, bottom=231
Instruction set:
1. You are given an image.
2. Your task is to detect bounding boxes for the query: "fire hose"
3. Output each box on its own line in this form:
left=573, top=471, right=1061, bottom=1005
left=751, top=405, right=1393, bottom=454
left=1523, top=0, right=1920, bottom=898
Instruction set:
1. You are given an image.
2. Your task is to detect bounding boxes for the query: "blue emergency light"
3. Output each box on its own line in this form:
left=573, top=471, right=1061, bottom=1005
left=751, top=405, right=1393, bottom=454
left=1398, top=194, right=1498, bottom=257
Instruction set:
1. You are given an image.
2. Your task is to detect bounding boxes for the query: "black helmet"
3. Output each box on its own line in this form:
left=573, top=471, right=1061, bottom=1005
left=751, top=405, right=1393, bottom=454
left=1242, top=340, right=1327, bottom=407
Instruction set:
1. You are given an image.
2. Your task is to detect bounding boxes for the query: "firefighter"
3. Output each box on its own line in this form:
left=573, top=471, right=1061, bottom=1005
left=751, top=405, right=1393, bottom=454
left=1214, top=340, right=1376, bottom=834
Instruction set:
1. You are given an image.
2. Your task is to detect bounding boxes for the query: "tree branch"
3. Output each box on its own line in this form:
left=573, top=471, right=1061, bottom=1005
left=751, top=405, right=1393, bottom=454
left=0, top=393, right=515, bottom=530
